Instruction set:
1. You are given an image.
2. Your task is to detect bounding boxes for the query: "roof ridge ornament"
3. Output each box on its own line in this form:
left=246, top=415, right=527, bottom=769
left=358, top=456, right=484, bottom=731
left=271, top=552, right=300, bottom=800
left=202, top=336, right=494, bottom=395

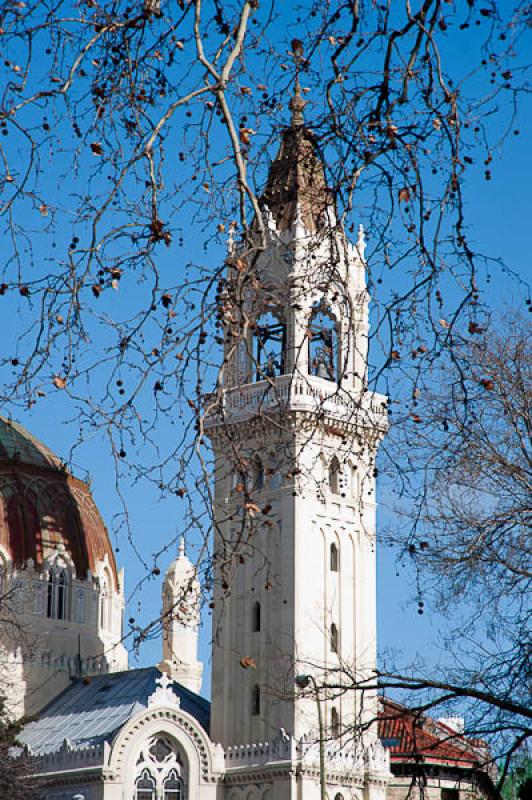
left=148, top=670, right=181, bottom=708
left=289, top=39, right=306, bottom=128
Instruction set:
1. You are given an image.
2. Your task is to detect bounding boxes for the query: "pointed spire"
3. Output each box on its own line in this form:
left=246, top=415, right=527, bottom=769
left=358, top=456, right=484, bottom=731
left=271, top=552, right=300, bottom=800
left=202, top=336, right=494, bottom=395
left=178, top=536, right=185, bottom=559
left=259, top=38, right=337, bottom=235
left=289, top=39, right=306, bottom=128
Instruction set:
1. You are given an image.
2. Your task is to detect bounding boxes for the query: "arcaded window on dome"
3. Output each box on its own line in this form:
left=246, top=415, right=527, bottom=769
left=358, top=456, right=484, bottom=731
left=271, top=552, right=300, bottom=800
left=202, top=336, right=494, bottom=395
left=254, top=312, right=286, bottom=380
left=134, top=736, right=186, bottom=800
left=100, top=570, right=113, bottom=631
left=308, top=303, right=338, bottom=382
left=46, top=568, right=69, bottom=620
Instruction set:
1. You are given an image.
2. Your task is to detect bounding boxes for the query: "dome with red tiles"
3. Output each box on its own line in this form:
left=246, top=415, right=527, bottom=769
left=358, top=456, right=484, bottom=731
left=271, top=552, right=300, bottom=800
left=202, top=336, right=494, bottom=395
left=0, top=415, right=117, bottom=582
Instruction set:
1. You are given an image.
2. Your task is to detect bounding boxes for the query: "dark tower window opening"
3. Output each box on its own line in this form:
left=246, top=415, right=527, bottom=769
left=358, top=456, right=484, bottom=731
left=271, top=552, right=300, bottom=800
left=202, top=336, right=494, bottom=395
left=330, top=542, right=339, bottom=572
left=331, top=706, right=340, bottom=738
left=255, top=312, right=286, bottom=380
left=308, top=303, right=338, bottom=382
left=252, top=601, right=261, bottom=632
left=329, top=456, right=341, bottom=494
left=251, top=684, right=261, bottom=716
left=331, top=622, right=339, bottom=653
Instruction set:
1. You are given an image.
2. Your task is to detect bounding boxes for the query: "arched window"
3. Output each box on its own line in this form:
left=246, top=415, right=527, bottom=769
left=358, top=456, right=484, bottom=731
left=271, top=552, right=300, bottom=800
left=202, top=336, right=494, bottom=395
left=56, top=570, right=67, bottom=620
left=251, top=684, right=261, bottom=716
left=100, top=576, right=107, bottom=628
left=163, top=768, right=184, bottom=800
left=308, top=303, right=338, bottom=381
left=331, top=707, right=340, bottom=738
left=330, top=623, right=339, bottom=653
left=255, top=312, right=286, bottom=380
left=330, top=543, right=339, bottom=572
left=252, top=601, right=261, bottom=633
left=135, top=736, right=185, bottom=800
left=329, top=456, right=341, bottom=494
left=100, top=571, right=112, bottom=631
left=47, top=572, right=54, bottom=618
left=46, top=568, right=69, bottom=620
left=135, top=768, right=156, bottom=800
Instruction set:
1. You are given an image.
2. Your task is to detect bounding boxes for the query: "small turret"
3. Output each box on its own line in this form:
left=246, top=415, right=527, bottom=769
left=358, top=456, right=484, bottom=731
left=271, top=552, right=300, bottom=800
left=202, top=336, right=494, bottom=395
left=158, top=538, right=203, bottom=694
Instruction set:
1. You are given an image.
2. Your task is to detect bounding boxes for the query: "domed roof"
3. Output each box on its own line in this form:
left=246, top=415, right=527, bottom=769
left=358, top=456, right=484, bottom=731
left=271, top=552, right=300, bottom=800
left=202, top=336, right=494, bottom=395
left=0, top=415, right=118, bottom=582
left=0, top=416, right=62, bottom=469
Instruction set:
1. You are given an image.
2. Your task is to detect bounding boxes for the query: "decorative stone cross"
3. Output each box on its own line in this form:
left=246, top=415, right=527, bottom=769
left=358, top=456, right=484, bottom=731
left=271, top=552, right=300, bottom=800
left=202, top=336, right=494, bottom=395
left=148, top=671, right=180, bottom=709
left=157, top=672, right=173, bottom=691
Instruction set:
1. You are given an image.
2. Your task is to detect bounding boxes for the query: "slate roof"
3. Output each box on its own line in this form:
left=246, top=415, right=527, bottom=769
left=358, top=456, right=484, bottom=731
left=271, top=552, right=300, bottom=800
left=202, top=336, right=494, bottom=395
left=19, top=667, right=211, bottom=756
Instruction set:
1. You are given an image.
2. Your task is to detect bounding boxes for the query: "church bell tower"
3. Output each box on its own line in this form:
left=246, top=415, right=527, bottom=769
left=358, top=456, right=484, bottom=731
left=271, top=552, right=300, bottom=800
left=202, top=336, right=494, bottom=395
left=205, top=75, right=388, bottom=758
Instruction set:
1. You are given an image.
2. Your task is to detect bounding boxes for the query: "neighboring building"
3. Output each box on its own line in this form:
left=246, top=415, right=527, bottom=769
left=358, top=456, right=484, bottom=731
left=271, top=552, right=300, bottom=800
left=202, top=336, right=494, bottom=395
left=379, top=699, right=497, bottom=800
left=3, top=82, right=496, bottom=800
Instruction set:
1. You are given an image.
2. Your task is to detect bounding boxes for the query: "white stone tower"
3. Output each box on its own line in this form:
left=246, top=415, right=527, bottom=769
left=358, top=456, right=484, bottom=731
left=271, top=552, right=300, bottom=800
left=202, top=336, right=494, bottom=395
left=158, top=537, right=203, bottom=694
left=205, top=77, right=389, bottom=799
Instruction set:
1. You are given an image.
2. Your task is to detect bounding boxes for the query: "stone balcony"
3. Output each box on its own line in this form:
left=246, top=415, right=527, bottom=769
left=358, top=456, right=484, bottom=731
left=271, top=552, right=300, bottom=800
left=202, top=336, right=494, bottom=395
left=204, top=373, right=388, bottom=432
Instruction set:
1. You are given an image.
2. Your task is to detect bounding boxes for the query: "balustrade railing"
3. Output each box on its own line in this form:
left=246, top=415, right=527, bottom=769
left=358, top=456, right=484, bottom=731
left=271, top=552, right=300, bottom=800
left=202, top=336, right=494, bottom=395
left=205, top=374, right=387, bottom=427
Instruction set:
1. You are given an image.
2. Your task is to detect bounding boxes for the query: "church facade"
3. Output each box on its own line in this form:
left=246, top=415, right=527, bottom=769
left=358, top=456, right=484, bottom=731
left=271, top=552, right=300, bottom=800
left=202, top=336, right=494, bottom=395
left=1, top=90, right=494, bottom=800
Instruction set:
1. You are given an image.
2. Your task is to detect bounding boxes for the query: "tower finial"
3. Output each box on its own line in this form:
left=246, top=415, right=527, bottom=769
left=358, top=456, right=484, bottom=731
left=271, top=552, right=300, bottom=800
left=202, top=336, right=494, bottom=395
left=178, top=536, right=185, bottom=558
left=289, top=39, right=306, bottom=127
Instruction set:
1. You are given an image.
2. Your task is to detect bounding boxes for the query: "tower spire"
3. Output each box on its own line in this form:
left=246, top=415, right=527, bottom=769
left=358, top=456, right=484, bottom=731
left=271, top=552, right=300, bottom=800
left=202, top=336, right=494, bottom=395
left=289, top=39, right=306, bottom=128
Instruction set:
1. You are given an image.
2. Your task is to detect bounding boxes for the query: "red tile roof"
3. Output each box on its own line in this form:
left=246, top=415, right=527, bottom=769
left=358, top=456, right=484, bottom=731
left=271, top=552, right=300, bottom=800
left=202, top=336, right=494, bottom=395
left=379, top=698, right=487, bottom=767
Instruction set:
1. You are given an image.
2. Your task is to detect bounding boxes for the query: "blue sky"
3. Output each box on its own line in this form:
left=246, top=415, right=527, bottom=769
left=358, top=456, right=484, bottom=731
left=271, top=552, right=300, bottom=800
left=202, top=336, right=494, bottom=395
left=1, top=3, right=531, bottom=699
